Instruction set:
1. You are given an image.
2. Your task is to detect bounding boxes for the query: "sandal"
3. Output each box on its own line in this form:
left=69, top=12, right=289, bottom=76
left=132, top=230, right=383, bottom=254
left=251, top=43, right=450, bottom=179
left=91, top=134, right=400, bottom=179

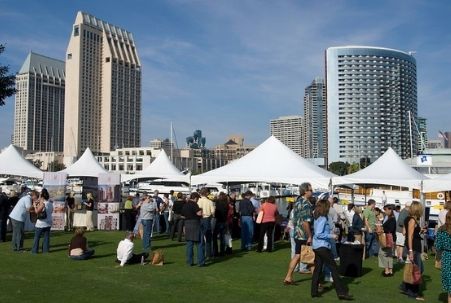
left=283, top=280, right=297, bottom=286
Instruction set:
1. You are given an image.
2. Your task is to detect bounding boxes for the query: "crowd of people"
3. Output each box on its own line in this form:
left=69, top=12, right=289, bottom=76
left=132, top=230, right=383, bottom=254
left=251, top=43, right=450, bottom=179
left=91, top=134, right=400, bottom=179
left=1, top=184, right=451, bottom=302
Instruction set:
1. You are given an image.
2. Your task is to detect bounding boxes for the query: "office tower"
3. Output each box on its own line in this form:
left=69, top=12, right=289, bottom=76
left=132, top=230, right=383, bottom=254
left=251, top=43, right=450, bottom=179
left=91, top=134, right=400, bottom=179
left=270, top=116, right=304, bottom=156
left=304, top=77, right=327, bottom=163
left=64, top=11, right=141, bottom=164
left=326, top=46, right=417, bottom=164
left=417, top=117, right=427, bottom=153
left=13, top=52, right=65, bottom=152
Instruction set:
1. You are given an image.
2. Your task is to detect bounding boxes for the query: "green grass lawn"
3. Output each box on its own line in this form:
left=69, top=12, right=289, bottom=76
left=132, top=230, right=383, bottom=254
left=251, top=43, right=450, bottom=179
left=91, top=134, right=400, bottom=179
left=0, top=231, right=446, bottom=303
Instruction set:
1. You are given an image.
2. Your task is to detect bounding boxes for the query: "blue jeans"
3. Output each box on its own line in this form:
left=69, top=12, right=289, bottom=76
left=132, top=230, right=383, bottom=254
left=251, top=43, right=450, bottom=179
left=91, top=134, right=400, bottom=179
left=186, top=240, right=205, bottom=266
left=200, top=218, right=212, bottom=258
left=163, top=212, right=170, bottom=234
left=32, top=226, right=51, bottom=253
left=153, top=214, right=160, bottom=234
left=240, top=216, right=254, bottom=250
left=70, top=249, right=95, bottom=260
left=141, top=219, right=153, bottom=253
left=365, top=232, right=378, bottom=257
left=11, top=218, right=25, bottom=251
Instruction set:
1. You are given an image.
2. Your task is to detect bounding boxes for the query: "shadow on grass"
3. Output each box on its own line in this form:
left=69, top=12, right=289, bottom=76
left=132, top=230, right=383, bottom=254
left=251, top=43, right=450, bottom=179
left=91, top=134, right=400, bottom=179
left=153, top=242, right=186, bottom=250
left=90, top=253, right=116, bottom=259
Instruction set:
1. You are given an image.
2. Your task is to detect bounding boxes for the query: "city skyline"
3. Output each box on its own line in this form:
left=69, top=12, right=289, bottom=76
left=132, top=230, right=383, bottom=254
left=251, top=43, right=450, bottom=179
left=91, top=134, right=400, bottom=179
left=1, top=1, right=451, bottom=150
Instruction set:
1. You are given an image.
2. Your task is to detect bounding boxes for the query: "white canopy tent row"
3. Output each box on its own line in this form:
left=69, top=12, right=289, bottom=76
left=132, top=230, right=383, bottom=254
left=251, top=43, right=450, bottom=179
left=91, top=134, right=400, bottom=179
left=191, top=136, right=335, bottom=190
left=423, top=173, right=451, bottom=192
left=60, top=147, right=108, bottom=177
left=332, top=147, right=428, bottom=190
left=0, top=144, right=43, bottom=179
left=121, top=149, right=190, bottom=183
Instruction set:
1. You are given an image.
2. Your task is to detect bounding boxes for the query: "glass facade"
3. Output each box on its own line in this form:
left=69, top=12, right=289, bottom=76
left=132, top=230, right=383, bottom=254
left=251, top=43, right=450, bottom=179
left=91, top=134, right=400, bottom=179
left=326, top=46, right=418, bottom=164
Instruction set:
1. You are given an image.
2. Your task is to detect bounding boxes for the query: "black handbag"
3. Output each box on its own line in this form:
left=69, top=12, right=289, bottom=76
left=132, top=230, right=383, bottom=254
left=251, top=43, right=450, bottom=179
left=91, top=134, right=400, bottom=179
left=37, top=207, right=47, bottom=220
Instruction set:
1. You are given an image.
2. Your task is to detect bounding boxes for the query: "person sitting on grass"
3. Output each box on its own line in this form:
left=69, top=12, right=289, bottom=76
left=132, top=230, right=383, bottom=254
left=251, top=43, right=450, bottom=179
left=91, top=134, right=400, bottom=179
left=116, top=231, right=148, bottom=267
left=68, top=227, right=95, bottom=260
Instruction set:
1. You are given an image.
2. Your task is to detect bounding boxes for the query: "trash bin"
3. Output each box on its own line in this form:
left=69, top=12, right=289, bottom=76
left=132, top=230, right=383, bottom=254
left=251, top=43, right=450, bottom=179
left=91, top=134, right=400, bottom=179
left=339, top=243, right=364, bottom=277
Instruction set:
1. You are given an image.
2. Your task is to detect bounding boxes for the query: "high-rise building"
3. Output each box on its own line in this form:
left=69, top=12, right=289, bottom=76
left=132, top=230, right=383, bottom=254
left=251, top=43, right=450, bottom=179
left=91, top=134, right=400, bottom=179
left=13, top=52, right=65, bottom=152
left=64, top=11, right=141, bottom=165
left=326, top=46, right=418, bottom=164
left=270, top=116, right=304, bottom=156
left=417, top=117, right=427, bottom=153
left=304, top=77, right=327, bottom=163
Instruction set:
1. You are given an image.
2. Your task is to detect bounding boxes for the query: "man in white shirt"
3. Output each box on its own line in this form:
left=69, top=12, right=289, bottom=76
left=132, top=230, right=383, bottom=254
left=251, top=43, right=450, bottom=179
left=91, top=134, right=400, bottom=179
left=116, top=232, right=148, bottom=266
left=9, top=190, right=39, bottom=251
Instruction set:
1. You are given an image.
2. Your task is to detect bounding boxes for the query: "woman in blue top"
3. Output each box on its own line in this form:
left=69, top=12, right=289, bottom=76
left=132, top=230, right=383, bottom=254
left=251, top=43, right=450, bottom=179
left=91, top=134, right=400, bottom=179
left=311, top=199, right=353, bottom=301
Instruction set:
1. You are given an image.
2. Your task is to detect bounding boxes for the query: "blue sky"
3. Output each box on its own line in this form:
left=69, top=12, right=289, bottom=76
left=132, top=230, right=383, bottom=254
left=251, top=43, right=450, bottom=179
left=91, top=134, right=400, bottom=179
left=1, top=0, right=450, bottom=149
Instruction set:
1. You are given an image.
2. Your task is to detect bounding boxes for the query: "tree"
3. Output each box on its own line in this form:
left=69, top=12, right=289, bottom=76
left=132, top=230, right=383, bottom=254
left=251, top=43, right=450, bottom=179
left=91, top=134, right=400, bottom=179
left=0, top=44, right=16, bottom=106
left=360, top=157, right=371, bottom=169
left=328, top=161, right=349, bottom=176
left=347, top=162, right=360, bottom=174
left=48, top=161, right=65, bottom=172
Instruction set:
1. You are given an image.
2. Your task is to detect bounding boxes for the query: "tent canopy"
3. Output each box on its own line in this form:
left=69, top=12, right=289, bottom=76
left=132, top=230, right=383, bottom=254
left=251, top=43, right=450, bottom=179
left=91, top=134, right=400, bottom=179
left=333, top=147, right=427, bottom=189
left=191, top=136, right=334, bottom=189
left=62, top=147, right=107, bottom=177
left=423, top=173, right=451, bottom=192
left=0, top=145, right=43, bottom=179
left=121, top=150, right=189, bottom=183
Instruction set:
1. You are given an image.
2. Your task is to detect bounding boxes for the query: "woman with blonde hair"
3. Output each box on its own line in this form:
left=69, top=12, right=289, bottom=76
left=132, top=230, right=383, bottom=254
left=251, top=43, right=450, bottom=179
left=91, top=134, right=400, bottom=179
left=399, top=201, right=425, bottom=301
left=435, top=210, right=451, bottom=303
left=84, top=192, right=95, bottom=231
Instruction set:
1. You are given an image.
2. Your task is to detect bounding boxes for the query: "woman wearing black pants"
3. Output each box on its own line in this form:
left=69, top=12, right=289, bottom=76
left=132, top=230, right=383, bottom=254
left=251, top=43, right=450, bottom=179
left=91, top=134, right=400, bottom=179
left=257, top=197, right=278, bottom=252
left=311, top=199, right=353, bottom=301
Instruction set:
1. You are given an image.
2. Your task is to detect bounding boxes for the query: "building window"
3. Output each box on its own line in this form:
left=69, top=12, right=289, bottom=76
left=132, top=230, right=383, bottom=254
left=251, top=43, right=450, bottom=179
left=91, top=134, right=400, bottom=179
left=106, top=57, right=110, bottom=63
left=67, top=54, right=72, bottom=60
left=74, top=26, right=79, bottom=36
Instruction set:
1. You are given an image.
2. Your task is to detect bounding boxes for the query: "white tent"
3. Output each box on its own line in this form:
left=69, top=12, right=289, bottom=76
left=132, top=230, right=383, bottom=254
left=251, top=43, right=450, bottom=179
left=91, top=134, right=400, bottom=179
left=62, top=147, right=107, bottom=177
left=423, top=173, right=451, bottom=192
left=191, top=136, right=334, bottom=189
left=0, top=144, right=43, bottom=179
left=121, top=150, right=189, bottom=183
left=333, top=147, right=427, bottom=189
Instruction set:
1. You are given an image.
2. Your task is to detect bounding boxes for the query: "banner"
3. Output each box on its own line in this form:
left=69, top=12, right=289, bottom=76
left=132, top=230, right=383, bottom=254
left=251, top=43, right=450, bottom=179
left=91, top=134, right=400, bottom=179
left=416, top=155, right=432, bottom=166
left=97, top=173, right=121, bottom=230
left=43, top=172, right=67, bottom=230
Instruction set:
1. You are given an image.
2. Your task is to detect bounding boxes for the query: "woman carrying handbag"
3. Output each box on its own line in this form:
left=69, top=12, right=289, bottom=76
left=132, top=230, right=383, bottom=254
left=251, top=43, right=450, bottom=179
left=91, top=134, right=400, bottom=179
left=311, top=199, right=353, bottom=300
left=378, top=205, right=396, bottom=277
left=399, top=201, right=425, bottom=301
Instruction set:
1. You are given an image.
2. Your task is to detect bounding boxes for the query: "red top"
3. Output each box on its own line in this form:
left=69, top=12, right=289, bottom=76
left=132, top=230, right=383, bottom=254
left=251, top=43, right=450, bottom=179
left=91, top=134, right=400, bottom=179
left=261, top=203, right=278, bottom=223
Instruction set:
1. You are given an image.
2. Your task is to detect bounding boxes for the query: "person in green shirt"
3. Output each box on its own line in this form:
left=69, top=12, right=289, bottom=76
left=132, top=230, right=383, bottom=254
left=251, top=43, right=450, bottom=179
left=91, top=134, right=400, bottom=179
left=124, top=196, right=134, bottom=231
left=363, top=199, right=378, bottom=257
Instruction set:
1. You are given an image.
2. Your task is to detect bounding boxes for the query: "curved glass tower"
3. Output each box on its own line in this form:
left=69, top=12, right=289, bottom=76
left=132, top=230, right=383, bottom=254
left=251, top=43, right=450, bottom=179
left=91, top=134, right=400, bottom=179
left=326, top=46, right=417, bottom=164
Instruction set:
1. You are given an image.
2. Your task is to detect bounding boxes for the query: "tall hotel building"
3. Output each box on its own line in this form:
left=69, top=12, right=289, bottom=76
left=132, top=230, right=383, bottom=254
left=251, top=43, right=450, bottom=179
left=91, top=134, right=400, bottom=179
left=270, top=116, right=304, bottom=156
left=304, top=77, right=327, bottom=163
left=13, top=52, right=65, bottom=152
left=326, top=46, right=417, bottom=164
left=64, top=12, right=141, bottom=164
